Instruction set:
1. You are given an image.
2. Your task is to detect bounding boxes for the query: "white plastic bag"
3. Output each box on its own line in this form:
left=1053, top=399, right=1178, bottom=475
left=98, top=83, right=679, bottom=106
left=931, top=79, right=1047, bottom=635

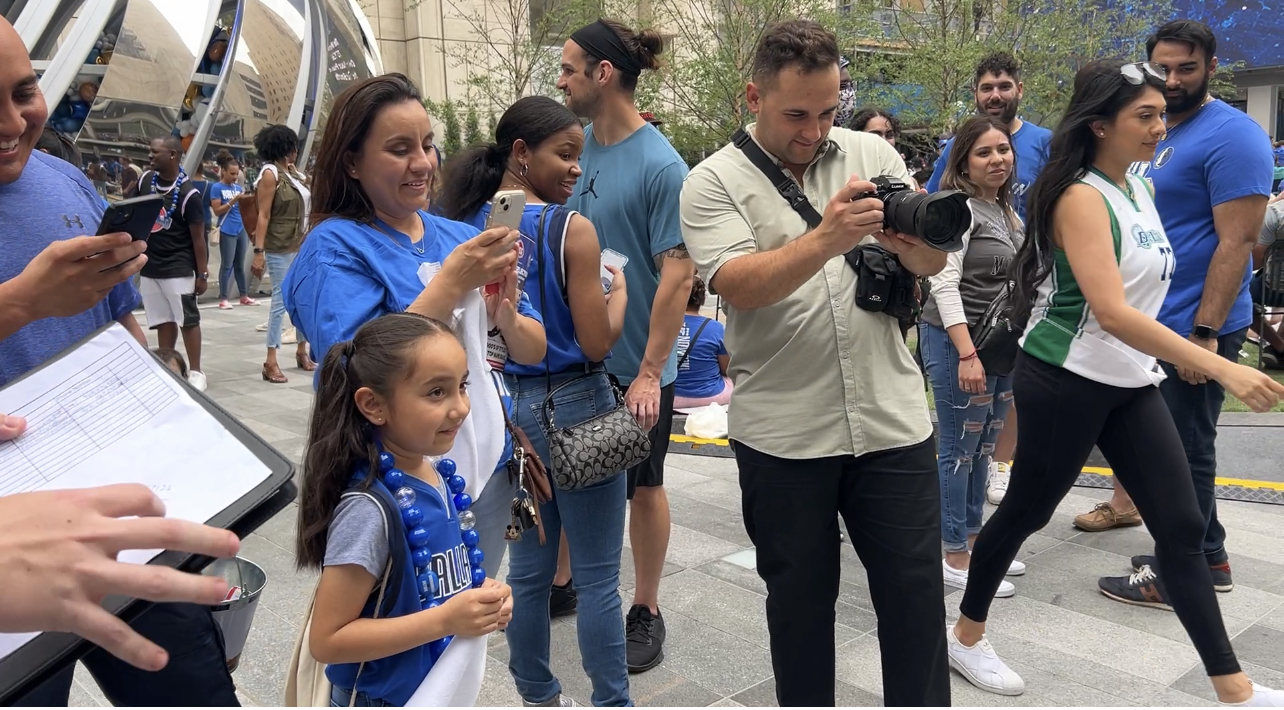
left=683, top=403, right=729, bottom=439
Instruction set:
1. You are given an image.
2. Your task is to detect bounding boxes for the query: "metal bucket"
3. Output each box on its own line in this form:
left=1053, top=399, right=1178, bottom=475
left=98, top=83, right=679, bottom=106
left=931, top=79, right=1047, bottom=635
left=202, top=556, right=267, bottom=673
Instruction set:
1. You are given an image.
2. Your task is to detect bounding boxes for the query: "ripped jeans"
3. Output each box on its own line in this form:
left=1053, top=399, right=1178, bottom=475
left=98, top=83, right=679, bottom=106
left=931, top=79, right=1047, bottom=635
left=919, top=322, right=1014, bottom=553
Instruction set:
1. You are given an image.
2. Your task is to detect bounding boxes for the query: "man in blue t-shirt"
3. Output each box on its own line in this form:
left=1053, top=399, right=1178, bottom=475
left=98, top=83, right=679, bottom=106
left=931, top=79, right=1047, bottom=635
left=1097, top=19, right=1276, bottom=609
left=925, top=52, right=1052, bottom=223
left=559, top=18, right=695, bottom=672
left=0, top=18, right=240, bottom=706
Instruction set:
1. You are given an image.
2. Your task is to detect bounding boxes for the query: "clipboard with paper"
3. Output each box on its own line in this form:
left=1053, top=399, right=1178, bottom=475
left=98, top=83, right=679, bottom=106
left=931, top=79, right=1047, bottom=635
left=0, top=323, right=297, bottom=703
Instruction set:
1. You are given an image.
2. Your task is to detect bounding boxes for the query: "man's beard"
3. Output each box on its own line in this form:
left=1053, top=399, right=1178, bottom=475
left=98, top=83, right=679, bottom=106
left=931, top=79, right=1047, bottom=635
left=977, top=97, right=1018, bottom=125
left=565, top=89, right=600, bottom=120
left=1165, top=74, right=1211, bottom=114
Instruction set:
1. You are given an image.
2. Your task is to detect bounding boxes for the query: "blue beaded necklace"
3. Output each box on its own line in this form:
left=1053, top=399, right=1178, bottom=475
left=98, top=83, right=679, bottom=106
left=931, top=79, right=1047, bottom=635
left=151, top=167, right=187, bottom=230
left=376, top=450, right=485, bottom=608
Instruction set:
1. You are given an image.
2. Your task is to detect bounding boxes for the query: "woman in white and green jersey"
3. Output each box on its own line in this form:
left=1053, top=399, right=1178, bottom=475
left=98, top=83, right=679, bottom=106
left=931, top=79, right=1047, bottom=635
left=942, top=59, right=1284, bottom=706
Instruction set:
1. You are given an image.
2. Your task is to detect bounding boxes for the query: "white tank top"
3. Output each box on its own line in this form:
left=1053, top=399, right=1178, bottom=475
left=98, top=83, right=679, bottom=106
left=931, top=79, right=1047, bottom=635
left=1019, top=169, right=1173, bottom=388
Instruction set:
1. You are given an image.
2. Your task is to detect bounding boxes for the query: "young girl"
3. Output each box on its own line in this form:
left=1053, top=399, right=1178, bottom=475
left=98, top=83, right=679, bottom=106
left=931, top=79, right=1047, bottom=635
left=296, top=312, right=513, bottom=707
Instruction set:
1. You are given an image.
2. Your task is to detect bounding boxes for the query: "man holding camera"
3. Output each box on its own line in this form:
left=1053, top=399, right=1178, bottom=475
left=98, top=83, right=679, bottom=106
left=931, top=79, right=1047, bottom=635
left=681, top=20, right=950, bottom=707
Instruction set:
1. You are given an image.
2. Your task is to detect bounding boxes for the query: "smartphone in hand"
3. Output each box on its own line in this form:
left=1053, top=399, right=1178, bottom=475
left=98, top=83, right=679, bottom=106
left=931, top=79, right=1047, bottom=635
left=484, top=190, right=525, bottom=295
left=600, top=249, right=629, bottom=293
left=98, top=194, right=165, bottom=242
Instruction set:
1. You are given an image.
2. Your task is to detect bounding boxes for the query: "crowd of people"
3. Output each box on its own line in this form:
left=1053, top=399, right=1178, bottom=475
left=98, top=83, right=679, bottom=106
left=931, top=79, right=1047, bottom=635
left=3, top=9, right=1284, bottom=709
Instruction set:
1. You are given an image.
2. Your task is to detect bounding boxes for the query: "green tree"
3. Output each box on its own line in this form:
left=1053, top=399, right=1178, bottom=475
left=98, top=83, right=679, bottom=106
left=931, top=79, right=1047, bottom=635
left=424, top=98, right=464, bottom=156
left=464, top=105, right=485, bottom=147
left=853, top=0, right=1174, bottom=134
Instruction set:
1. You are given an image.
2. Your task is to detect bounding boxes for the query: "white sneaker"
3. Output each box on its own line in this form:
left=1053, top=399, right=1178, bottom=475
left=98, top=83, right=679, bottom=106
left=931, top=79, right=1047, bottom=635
left=282, top=326, right=298, bottom=345
left=187, top=370, right=208, bottom=392
left=1007, top=559, right=1026, bottom=576
left=987, top=461, right=1010, bottom=505
left=1224, top=682, right=1284, bottom=706
left=523, top=695, right=577, bottom=707
left=947, top=626, right=1025, bottom=696
left=255, top=321, right=268, bottom=332
left=943, top=559, right=1015, bottom=598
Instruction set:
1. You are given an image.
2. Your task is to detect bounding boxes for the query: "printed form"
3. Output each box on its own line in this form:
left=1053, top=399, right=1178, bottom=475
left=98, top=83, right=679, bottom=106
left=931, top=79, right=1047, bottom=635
left=0, top=324, right=272, bottom=661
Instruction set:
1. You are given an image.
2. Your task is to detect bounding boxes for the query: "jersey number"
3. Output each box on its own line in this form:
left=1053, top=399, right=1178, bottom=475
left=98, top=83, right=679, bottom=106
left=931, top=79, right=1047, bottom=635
left=1158, top=246, right=1176, bottom=281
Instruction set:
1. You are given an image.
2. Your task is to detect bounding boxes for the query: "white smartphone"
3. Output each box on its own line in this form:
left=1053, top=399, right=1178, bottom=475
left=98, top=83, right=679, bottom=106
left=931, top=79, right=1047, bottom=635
left=600, top=249, right=629, bottom=293
left=486, top=189, right=526, bottom=232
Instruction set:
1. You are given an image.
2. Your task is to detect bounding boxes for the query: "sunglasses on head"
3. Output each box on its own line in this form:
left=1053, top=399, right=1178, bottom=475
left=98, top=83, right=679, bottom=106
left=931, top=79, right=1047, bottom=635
left=1120, top=62, right=1166, bottom=85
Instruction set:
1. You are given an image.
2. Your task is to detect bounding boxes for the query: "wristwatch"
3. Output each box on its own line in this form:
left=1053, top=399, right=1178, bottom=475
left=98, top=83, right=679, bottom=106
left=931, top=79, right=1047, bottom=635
left=1192, top=324, right=1219, bottom=340
left=253, top=247, right=264, bottom=254
left=198, top=272, right=209, bottom=280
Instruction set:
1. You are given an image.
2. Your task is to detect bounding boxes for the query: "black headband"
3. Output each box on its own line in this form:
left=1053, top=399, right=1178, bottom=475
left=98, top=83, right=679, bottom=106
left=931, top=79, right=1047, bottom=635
left=570, top=20, right=642, bottom=78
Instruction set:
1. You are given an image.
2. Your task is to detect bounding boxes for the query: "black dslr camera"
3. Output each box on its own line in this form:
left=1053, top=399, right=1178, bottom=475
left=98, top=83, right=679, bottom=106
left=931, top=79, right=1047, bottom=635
left=860, top=176, right=971, bottom=252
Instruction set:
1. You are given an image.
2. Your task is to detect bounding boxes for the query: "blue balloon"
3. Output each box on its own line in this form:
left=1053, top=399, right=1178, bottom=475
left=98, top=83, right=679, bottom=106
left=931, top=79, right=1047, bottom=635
left=469, top=547, right=485, bottom=568
left=378, top=451, right=396, bottom=472
left=446, top=474, right=467, bottom=495
left=461, top=529, right=480, bottom=547
left=384, top=468, right=405, bottom=489
left=417, top=570, right=440, bottom=597
left=471, top=566, right=487, bottom=587
left=407, top=526, right=430, bottom=548
left=401, top=505, right=424, bottom=527
left=412, top=547, right=432, bottom=570
left=453, top=493, right=473, bottom=512
left=436, top=458, right=457, bottom=476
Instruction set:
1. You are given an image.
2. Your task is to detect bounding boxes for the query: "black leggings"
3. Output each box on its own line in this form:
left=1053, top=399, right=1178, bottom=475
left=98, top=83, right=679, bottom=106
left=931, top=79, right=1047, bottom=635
left=960, top=352, right=1240, bottom=678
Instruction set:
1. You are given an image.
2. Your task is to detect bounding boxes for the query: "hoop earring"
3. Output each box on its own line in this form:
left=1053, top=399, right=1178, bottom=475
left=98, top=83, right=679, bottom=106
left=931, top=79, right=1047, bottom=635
left=520, top=163, right=528, bottom=178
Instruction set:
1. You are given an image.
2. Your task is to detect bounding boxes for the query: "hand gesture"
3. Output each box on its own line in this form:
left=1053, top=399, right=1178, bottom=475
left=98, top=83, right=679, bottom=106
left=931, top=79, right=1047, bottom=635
left=483, top=267, right=519, bottom=331
left=1214, top=363, right=1284, bottom=413
left=441, top=228, right=520, bottom=296
left=626, top=373, right=661, bottom=431
left=482, top=577, right=514, bottom=630
left=0, top=484, right=240, bottom=671
left=442, top=580, right=511, bottom=637
left=604, top=264, right=627, bottom=306
left=958, top=356, right=987, bottom=395
left=814, top=175, right=885, bottom=258
left=10, top=234, right=148, bottom=320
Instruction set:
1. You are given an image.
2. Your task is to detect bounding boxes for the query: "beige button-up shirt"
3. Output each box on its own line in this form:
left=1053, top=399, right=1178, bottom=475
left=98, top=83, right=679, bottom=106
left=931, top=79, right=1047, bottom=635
left=680, top=125, right=932, bottom=459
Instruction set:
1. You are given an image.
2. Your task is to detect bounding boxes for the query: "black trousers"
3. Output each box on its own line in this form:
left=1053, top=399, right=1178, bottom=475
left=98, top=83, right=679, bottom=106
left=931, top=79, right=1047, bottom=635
left=734, top=437, right=949, bottom=707
left=961, top=352, right=1240, bottom=677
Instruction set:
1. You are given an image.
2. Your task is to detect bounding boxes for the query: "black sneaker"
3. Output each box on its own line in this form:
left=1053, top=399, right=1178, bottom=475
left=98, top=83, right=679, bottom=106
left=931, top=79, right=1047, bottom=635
left=625, top=604, right=665, bottom=673
left=550, top=580, right=578, bottom=618
left=1099, top=565, right=1172, bottom=610
left=1131, top=555, right=1234, bottom=593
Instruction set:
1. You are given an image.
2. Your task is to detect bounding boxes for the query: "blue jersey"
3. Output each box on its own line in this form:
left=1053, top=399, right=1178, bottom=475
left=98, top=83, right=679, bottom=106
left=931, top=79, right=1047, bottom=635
left=567, top=123, right=688, bottom=387
left=463, top=203, right=602, bottom=376
left=325, top=473, right=469, bottom=706
left=674, top=314, right=727, bottom=399
left=211, top=182, right=244, bottom=236
left=926, top=119, right=1052, bottom=223
left=1130, top=101, right=1274, bottom=337
left=0, top=151, right=139, bottom=386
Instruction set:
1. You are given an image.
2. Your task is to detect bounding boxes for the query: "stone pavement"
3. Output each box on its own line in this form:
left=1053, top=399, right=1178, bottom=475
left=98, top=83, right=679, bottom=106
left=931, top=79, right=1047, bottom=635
left=68, top=300, right=1284, bottom=707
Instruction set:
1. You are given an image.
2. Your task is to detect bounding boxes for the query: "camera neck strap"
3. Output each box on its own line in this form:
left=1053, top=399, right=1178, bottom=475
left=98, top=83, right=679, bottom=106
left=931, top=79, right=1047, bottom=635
left=732, top=128, right=823, bottom=230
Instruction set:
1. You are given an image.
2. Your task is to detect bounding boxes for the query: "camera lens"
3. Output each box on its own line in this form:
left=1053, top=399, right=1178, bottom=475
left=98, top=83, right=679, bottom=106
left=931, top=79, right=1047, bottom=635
left=880, top=186, right=971, bottom=252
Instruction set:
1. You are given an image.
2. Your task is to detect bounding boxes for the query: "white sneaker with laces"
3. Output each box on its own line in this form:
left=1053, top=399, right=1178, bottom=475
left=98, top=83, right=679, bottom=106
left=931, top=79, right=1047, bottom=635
left=943, top=559, right=1015, bottom=597
left=523, top=694, right=577, bottom=707
left=987, top=461, right=1010, bottom=505
left=187, top=370, right=207, bottom=392
left=1224, top=682, right=1284, bottom=706
left=947, top=626, right=1025, bottom=696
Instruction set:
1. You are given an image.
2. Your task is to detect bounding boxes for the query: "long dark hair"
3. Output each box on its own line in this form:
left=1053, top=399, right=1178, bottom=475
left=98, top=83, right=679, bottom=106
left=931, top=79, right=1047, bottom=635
left=309, top=73, right=423, bottom=230
left=849, top=106, right=900, bottom=136
left=1011, top=60, right=1166, bottom=325
left=435, top=96, right=580, bottom=222
left=296, top=312, right=459, bottom=569
left=940, top=116, right=1019, bottom=230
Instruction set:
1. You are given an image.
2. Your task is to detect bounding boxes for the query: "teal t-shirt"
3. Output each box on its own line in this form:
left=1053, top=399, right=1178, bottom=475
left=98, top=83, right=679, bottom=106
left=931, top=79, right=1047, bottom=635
left=567, top=123, right=689, bottom=386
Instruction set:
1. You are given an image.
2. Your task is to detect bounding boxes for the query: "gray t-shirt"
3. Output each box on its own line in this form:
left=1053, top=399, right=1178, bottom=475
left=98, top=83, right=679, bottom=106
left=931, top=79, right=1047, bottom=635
left=921, top=198, right=1024, bottom=329
left=1261, top=201, right=1282, bottom=248
left=324, top=494, right=388, bottom=578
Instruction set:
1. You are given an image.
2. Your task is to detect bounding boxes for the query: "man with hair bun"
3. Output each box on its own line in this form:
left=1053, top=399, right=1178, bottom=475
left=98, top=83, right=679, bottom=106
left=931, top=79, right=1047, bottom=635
left=681, top=19, right=950, bottom=706
left=558, top=18, right=695, bottom=675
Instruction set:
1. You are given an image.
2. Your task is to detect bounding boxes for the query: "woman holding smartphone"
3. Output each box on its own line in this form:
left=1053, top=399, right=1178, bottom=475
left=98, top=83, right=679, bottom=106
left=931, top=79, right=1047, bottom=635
left=944, top=60, right=1284, bottom=706
left=437, top=95, right=631, bottom=708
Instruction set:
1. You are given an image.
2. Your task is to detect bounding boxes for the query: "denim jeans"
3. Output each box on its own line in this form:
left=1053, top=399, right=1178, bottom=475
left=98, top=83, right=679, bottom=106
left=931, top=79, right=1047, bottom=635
left=502, top=370, right=631, bottom=707
left=218, top=228, right=250, bottom=300
left=330, top=686, right=396, bottom=706
left=266, top=251, right=296, bottom=349
left=1156, top=327, right=1247, bottom=565
left=12, top=603, right=238, bottom=706
left=919, top=322, right=1014, bottom=552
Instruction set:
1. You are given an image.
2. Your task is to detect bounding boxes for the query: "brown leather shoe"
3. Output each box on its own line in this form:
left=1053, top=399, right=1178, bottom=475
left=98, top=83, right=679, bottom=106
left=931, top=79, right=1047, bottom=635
left=1073, top=502, right=1142, bottom=532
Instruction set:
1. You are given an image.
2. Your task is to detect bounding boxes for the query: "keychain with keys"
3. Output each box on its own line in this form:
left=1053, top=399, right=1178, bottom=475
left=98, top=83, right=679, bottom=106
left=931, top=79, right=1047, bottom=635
left=506, top=450, right=540, bottom=540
